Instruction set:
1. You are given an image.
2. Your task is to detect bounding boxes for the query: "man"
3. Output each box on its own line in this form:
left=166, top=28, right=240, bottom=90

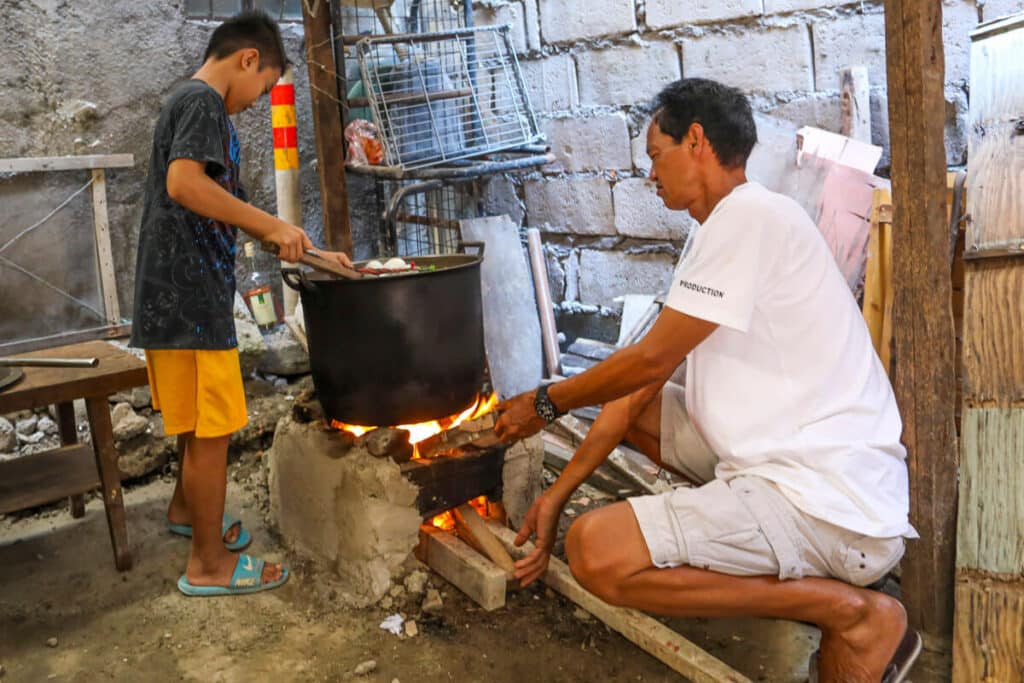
left=494, top=78, right=920, bottom=683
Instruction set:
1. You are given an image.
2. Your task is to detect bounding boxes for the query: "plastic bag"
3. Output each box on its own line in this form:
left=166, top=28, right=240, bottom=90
left=344, top=119, right=385, bottom=166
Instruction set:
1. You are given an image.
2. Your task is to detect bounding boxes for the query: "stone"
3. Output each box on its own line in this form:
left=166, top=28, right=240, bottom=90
left=645, top=0, right=759, bottom=28
left=404, top=620, right=419, bottom=638
left=613, top=177, right=696, bottom=240
left=45, top=637, right=58, bottom=648
left=756, top=92, right=842, bottom=133
left=117, top=435, right=175, bottom=479
left=17, top=431, right=46, bottom=445
left=942, top=0, right=978, bottom=85
left=544, top=245, right=567, bottom=301
left=403, top=570, right=429, bottom=596
left=353, top=660, right=377, bottom=676
left=682, top=26, right=813, bottom=93
left=389, top=584, right=406, bottom=599
left=564, top=250, right=580, bottom=302
left=258, top=325, right=310, bottom=376
left=522, top=0, right=541, bottom=52
left=812, top=12, right=888, bottom=90
left=268, top=417, right=422, bottom=607
left=0, top=418, right=16, bottom=453
left=539, top=0, right=636, bottom=43
left=36, top=416, right=58, bottom=436
left=359, top=428, right=414, bottom=462
left=577, top=42, right=680, bottom=107
left=235, top=317, right=267, bottom=377
left=981, top=0, right=1024, bottom=21
left=109, top=386, right=152, bottom=410
left=524, top=177, right=615, bottom=235
left=482, top=175, right=525, bottom=227
left=422, top=588, right=444, bottom=613
left=501, top=434, right=545, bottom=529
left=631, top=133, right=651, bottom=175
left=111, top=402, right=149, bottom=441
left=380, top=596, right=394, bottom=610
left=578, top=250, right=676, bottom=305
left=519, top=55, right=579, bottom=112
left=763, top=0, right=831, bottom=12
left=543, top=113, right=632, bottom=172
left=231, top=395, right=295, bottom=451
left=15, top=415, right=38, bottom=436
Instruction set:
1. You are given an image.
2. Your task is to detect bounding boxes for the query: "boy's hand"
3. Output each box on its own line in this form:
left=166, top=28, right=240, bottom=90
left=267, top=221, right=312, bottom=263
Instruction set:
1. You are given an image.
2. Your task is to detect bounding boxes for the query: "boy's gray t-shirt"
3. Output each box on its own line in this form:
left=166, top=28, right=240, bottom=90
left=130, top=79, right=246, bottom=350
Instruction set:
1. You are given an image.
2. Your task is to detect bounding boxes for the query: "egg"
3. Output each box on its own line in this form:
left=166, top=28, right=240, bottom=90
left=365, top=259, right=384, bottom=270
left=383, top=257, right=408, bottom=270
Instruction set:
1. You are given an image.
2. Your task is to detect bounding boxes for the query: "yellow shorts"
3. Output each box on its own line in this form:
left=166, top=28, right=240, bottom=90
left=144, top=349, right=248, bottom=438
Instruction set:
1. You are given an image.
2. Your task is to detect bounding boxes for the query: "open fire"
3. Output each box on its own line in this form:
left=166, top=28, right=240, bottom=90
left=330, top=392, right=499, bottom=458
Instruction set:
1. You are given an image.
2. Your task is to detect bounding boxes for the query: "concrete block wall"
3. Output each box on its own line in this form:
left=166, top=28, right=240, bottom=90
left=470, top=0, right=996, bottom=340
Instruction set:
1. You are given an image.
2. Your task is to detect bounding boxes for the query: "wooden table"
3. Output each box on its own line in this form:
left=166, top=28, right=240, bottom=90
left=0, top=340, right=148, bottom=570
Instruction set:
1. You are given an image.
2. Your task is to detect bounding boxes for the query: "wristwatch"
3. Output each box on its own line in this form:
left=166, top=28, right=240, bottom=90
left=533, top=384, right=564, bottom=423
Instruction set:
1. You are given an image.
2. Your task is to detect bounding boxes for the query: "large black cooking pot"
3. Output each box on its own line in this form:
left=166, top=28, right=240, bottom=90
left=283, top=248, right=485, bottom=426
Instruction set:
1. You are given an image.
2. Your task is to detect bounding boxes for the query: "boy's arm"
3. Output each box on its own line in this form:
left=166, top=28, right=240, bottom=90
left=167, top=159, right=349, bottom=265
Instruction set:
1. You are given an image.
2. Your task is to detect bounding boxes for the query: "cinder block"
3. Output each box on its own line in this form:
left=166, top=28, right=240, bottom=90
left=565, top=249, right=580, bottom=301
left=812, top=13, right=887, bottom=89
left=577, top=42, right=681, bottom=107
left=981, top=0, right=1024, bottom=21
left=524, top=176, right=615, bottom=235
left=579, top=249, right=676, bottom=305
left=543, top=113, right=632, bottom=172
left=539, top=0, right=636, bottom=43
left=682, top=26, right=813, bottom=93
left=519, top=54, right=578, bottom=112
left=943, top=0, right=979, bottom=84
left=523, top=0, right=541, bottom=52
left=474, top=2, right=528, bottom=54
left=613, top=178, right=695, bottom=240
left=763, top=0, right=832, bottom=13
left=646, top=0, right=759, bottom=29
left=631, top=132, right=652, bottom=175
left=759, top=92, right=842, bottom=132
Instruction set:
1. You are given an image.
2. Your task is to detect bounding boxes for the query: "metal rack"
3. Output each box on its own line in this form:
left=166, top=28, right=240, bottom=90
left=331, top=0, right=551, bottom=259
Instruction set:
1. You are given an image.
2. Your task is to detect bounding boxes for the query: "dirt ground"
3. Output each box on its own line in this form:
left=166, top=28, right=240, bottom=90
left=0, top=457, right=950, bottom=683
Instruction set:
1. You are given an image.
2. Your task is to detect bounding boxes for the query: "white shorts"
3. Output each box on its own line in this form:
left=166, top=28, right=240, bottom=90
left=627, top=382, right=905, bottom=585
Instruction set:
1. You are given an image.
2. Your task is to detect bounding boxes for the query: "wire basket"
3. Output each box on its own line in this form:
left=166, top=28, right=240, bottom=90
left=337, top=0, right=466, bottom=37
left=356, top=25, right=541, bottom=170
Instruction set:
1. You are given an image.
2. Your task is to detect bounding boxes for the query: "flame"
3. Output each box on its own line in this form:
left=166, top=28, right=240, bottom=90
left=429, top=495, right=490, bottom=530
left=331, top=393, right=499, bottom=456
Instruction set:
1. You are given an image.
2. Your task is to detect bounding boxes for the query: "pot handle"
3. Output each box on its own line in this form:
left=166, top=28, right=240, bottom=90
left=459, top=240, right=485, bottom=258
left=282, top=268, right=316, bottom=293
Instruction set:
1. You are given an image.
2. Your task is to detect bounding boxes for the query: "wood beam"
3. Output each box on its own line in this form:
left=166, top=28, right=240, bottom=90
left=884, top=0, right=958, bottom=642
left=300, top=0, right=352, bottom=253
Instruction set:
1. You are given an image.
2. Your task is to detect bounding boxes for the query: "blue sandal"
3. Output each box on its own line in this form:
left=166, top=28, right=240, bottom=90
left=177, top=553, right=289, bottom=597
left=167, top=514, right=251, bottom=552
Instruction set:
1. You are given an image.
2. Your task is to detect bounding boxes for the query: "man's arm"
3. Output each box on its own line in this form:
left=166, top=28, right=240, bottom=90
left=166, top=159, right=349, bottom=266
left=495, top=307, right=716, bottom=441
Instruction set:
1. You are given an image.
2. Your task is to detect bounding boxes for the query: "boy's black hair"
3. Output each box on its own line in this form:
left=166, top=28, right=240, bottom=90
left=203, top=11, right=289, bottom=71
left=652, top=78, right=757, bottom=169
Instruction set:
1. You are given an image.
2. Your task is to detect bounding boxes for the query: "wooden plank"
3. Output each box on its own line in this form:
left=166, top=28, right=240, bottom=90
left=965, top=120, right=1024, bottom=251
left=0, top=154, right=134, bottom=173
left=956, top=408, right=1024, bottom=574
left=839, top=66, right=871, bottom=143
left=453, top=504, right=515, bottom=576
left=952, top=578, right=1024, bottom=683
left=400, top=446, right=505, bottom=519
left=555, top=415, right=672, bottom=495
left=417, top=526, right=507, bottom=611
left=301, top=0, right=352, bottom=254
left=0, top=444, right=97, bottom=515
left=90, top=169, right=121, bottom=324
left=567, top=337, right=617, bottom=362
left=962, top=262, right=1024, bottom=403
left=884, top=0, right=959, bottom=641
left=0, top=322, right=131, bottom=357
left=56, top=401, right=86, bottom=519
left=0, top=340, right=148, bottom=415
left=489, top=523, right=753, bottom=683
left=879, top=216, right=894, bottom=375
left=541, top=432, right=640, bottom=497
left=861, top=190, right=886, bottom=353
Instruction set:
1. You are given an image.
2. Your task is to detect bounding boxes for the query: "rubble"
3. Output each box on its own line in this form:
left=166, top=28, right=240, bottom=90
left=36, top=416, right=58, bottom=435
left=421, top=588, right=443, bottom=613
left=235, top=292, right=268, bottom=376
left=111, top=403, right=149, bottom=441
left=258, top=325, right=309, bottom=376
left=403, top=570, right=428, bottom=596
left=15, top=415, right=38, bottom=436
left=0, top=418, right=14, bottom=453
left=353, top=659, right=377, bottom=676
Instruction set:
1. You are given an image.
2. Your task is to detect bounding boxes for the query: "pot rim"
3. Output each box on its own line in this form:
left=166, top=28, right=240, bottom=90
left=304, top=253, right=482, bottom=284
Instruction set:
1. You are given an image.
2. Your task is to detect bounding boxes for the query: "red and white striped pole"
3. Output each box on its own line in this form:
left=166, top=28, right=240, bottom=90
left=271, top=67, right=301, bottom=316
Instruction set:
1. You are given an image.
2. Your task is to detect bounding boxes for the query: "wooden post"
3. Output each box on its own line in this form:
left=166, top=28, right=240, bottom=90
left=840, top=66, right=871, bottom=143
left=301, top=0, right=353, bottom=254
left=883, top=0, right=958, bottom=645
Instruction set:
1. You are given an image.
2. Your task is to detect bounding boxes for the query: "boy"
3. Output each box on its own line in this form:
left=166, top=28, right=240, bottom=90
left=131, top=11, right=351, bottom=596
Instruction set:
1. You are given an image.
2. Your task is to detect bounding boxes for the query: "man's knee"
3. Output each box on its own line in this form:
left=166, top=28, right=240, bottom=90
left=565, top=514, right=628, bottom=604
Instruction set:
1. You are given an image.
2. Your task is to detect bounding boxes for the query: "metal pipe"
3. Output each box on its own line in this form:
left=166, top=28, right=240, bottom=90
left=349, top=151, right=553, bottom=180
left=271, top=67, right=302, bottom=316
left=0, top=357, right=99, bottom=368
left=526, top=228, right=562, bottom=378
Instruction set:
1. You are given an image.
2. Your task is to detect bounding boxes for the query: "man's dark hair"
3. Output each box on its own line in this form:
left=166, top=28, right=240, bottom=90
left=652, top=78, right=757, bottom=169
left=203, top=11, right=288, bottom=71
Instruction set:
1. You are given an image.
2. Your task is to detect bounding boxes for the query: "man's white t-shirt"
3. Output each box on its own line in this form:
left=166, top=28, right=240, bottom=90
left=665, top=181, right=917, bottom=540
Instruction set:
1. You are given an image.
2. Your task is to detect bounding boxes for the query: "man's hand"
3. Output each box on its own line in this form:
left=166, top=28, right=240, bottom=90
left=494, top=390, right=548, bottom=443
left=315, top=249, right=354, bottom=269
left=513, top=492, right=564, bottom=587
left=267, top=220, right=312, bottom=263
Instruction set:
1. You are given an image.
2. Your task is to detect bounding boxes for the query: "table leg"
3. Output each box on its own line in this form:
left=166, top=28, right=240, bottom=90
left=55, top=402, right=86, bottom=518
left=85, top=396, right=132, bottom=571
